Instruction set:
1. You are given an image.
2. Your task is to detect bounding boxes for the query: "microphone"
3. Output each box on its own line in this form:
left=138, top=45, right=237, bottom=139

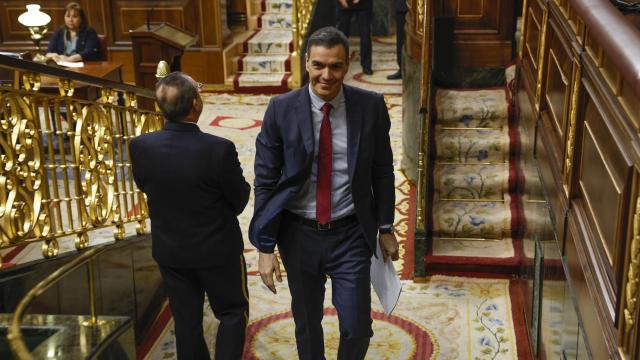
left=146, top=8, right=154, bottom=30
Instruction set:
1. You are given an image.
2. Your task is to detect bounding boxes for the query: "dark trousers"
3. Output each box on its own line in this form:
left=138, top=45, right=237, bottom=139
left=279, top=213, right=373, bottom=360
left=159, top=255, right=249, bottom=360
left=336, top=7, right=373, bottom=72
left=396, top=11, right=407, bottom=70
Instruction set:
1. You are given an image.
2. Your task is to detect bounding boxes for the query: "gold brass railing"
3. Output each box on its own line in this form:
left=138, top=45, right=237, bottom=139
left=416, top=0, right=434, bottom=234
left=290, top=0, right=315, bottom=88
left=7, top=245, right=107, bottom=360
left=0, top=55, right=162, bottom=267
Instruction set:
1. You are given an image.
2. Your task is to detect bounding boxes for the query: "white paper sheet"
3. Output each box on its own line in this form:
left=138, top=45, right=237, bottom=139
left=370, top=240, right=402, bottom=315
left=56, top=61, right=84, bottom=68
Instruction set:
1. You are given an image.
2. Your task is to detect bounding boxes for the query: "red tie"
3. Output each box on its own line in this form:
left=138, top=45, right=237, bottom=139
left=316, top=103, right=332, bottom=224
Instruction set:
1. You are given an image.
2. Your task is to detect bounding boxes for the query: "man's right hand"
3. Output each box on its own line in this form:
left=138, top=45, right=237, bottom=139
left=339, top=0, right=349, bottom=8
left=258, top=251, right=282, bottom=294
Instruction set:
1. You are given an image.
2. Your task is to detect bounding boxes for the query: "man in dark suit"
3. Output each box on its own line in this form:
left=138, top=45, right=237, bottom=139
left=387, top=0, right=408, bottom=80
left=336, top=0, right=374, bottom=75
left=250, top=27, right=399, bottom=360
left=130, top=72, right=250, bottom=360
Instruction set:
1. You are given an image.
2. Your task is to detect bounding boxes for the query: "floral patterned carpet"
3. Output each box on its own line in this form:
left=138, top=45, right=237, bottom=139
left=138, top=39, right=527, bottom=360
left=235, top=0, right=292, bottom=92
left=144, top=276, right=524, bottom=360
left=426, top=66, right=524, bottom=270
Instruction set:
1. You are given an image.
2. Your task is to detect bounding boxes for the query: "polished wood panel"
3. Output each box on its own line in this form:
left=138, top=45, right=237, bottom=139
left=535, top=110, right=568, bottom=242
left=108, top=1, right=197, bottom=45
left=36, top=61, right=123, bottom=100
left=109, top=51, right=134, bottom=83
left=564, top=212, right=611, bottom=359
left=438, top=0, right=515, bottom=66
left=518, top=0, right=640, bottom=357
left=573, top=69, right=635, bottom=315
left=0, top=0, right=231, bottom=84
left=579, top=120, right=624, bottom=265
left=525, top=3, right=542, bottom=70
left=543, top=19, right=572, bottom=141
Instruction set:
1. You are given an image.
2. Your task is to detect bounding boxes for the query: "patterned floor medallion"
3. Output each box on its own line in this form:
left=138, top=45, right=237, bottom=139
left=244, top=308, right=436, bottom=359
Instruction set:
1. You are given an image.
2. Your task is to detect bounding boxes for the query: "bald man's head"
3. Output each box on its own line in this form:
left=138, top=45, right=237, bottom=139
left=155, top=72, right=200, bottom=122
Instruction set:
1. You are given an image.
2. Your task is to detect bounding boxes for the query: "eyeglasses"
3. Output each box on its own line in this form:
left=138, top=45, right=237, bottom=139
left=195, top=82, right=203, bottom=92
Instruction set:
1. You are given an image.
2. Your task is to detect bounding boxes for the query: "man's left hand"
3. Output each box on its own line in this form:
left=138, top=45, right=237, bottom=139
left=379, top=233, right=399, bottom=262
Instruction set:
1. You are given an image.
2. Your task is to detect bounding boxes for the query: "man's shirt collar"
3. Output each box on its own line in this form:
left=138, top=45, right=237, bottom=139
left=308, top=84, right=344, bottom=111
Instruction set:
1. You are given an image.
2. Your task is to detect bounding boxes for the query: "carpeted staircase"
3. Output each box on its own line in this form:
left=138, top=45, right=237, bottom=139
left=425, top=65, right=524, bottom=274
left=235, top=0, right=293, bottom=93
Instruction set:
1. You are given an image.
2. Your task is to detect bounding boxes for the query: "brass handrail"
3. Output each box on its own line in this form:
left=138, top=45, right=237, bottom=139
left=416, top=0, right=434, bottom=233
left=0, top=54, right=154, bottom=98
left=0, top=56, right=162, bottom=266
left=7, top=245, right=107, bottom=360
left=290, top=0, right=315, bottom=88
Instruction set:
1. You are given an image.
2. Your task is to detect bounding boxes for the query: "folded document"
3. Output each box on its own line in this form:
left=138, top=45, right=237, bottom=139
left=56, top=61, right=84, bottom=68
left=370, top=241, right=402, bottom=315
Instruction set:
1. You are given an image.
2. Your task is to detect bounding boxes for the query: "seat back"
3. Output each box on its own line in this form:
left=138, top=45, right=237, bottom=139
left=97, top=34, right=108, bottom=61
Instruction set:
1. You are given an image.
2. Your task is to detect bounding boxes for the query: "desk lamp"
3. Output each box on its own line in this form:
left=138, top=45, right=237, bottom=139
left=18, top=4, right=51, bottom=62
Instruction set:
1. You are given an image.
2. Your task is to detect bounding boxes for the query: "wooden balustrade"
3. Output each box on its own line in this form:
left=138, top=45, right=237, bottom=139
left=518, top=0, right=640, bottom=357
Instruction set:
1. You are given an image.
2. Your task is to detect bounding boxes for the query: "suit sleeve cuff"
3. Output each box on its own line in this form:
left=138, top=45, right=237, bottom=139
left=257, top=246, right=275, bottom=254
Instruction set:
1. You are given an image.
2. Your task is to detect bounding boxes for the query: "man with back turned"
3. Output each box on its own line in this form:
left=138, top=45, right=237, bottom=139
left=130, top=72, right=250, bottom=359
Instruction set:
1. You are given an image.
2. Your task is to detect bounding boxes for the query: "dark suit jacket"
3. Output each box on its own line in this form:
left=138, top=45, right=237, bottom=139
left=249, top=85, right=395, bottom=254
left=396, top=0, right=408, bottom=12
left=47, top=26, right=100, bottom=61
left=130, top=121, right=250, bottom=268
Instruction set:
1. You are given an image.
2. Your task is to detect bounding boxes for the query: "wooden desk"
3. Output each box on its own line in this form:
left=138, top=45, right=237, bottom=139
left=40, top=61, right=123, bottom=100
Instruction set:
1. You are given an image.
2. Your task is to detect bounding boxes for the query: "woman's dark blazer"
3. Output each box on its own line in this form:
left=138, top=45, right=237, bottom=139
left=46, top=26, right=101, bottom=61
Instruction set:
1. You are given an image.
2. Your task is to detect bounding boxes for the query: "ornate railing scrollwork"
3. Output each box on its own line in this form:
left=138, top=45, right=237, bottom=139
left=58, top=79, right=74, bottom=97
left=0, top=54, right=161, bottom=263
left=74, top=104, right=116, bottom=227
left=0, top=93, right=50, bottom=246
left=21, top=72, right=40, bottom=93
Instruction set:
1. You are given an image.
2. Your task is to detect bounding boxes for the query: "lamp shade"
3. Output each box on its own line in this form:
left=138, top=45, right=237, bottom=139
left=18, top=4, right=51, bottom=27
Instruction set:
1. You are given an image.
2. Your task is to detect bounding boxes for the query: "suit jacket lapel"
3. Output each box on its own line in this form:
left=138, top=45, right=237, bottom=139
left=295, top=88, right=314, bottom=154
left=344, top=85, right=362, bottom=182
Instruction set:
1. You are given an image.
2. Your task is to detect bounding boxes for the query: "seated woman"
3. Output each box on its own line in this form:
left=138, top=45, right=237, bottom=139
left=46, top=2, right=100, bottom=62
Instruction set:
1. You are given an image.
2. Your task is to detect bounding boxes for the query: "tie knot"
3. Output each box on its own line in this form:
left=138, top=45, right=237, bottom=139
left=321, top=103, right=332, bottom=115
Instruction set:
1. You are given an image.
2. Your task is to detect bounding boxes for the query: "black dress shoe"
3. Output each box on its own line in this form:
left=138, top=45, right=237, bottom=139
left=386, top=71, right=401, bottom=80
left=362, top=68, right=373, bottom=75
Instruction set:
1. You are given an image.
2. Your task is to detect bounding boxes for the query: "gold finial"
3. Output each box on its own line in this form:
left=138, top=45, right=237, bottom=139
left=155, top=60, right=170, bottom=80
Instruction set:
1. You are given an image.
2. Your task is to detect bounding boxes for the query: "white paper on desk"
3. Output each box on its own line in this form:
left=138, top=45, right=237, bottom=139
left=370, top=241, right=402, bottom=315
left=56, top=61, right=84, bottom=68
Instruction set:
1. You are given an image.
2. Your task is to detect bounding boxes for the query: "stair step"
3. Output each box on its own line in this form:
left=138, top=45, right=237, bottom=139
left=431, top=237, right=515, bottom=259
left=433, top=200, right=511, bottom=240
left=435, top=88, right=509, bottom=128
left=235, top=72, right=288, bottom=87
left=435, top=127, right=510, bottom=164
left=244, top=30, right=292, bottom=55
left=434, top=163, right=509, bottom=200
left=259, top=13, right=292, bottom=29
left=264, top=0, right=293, bottom=13
left=239, top=54, right=290, bottom=73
